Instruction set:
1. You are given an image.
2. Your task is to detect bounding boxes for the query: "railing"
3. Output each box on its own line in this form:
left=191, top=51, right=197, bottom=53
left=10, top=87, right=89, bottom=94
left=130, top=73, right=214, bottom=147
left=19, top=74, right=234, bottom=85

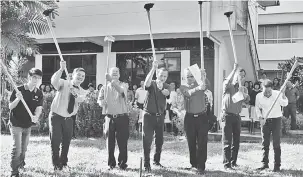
left=246, top=8, right=260, bottom=79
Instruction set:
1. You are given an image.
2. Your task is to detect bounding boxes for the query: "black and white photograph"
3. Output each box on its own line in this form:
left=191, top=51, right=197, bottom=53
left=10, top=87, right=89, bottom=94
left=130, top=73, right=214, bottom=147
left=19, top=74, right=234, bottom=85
left=1, top=0, right=303, bottom=177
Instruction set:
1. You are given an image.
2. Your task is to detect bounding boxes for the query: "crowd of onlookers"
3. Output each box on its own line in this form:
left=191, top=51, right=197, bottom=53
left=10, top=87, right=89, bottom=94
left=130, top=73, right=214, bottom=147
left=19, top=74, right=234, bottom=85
left=1, top=72, right=302, bottom=136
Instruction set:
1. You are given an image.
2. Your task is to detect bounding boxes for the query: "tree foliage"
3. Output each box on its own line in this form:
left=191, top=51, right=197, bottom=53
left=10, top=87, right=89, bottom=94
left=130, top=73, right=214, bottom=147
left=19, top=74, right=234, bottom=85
left=278, top=57, right=303, bottom=87
left=1, top=0, right=58, bottom=57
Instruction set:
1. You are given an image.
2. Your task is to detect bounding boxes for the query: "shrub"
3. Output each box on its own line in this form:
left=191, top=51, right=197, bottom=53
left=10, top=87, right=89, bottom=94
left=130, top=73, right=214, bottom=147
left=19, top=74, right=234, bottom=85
left=281, top=116, right=291, bottom=135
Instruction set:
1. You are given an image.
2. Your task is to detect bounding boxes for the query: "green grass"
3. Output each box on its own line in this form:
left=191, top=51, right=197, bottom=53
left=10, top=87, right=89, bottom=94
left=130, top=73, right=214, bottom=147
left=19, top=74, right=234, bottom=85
left=1, top=134, right=303, bottom=177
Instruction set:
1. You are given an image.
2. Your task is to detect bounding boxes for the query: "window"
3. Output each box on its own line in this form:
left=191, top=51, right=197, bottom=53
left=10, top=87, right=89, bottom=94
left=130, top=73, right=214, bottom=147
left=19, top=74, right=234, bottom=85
left=116, top=52, right=181, bottom=88
left=258, top=24, right=303, bottom=44
left=42, top=54, right=97, bottom=89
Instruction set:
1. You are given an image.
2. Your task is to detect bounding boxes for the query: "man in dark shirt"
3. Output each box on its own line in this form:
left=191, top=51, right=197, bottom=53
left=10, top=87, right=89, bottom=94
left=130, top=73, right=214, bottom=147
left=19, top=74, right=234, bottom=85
left=179, top=67, right=209, bottom=175
left=221, top=64, right=250, bottom=170
left=143, top=60, right=170, bottom=172
left=9, top=68, right=43, bottom=177
left=283, top=81, right=300, bottom=130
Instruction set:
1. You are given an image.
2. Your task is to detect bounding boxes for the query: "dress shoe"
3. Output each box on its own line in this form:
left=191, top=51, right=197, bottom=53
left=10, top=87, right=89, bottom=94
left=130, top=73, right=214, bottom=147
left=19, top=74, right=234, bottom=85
left=256, top=164, right=269, bottom=171
left=10, top=173, right=19, bottom=177
left=108, top=165, right=115, bottom=170
left=273, top=166, right=281, bottom=172
left=185, top=165, right=197, bottom=170
left=119, top=164, right=128, bottom=170
left=231, top=163, right=239, bottom=168
left=145, top=165, right=151, bottom=172
left=197, top=169, right=205, bottom=175
left=153, top=162, right=164, bottom=168
left=224, top=165, right=234, bottom=170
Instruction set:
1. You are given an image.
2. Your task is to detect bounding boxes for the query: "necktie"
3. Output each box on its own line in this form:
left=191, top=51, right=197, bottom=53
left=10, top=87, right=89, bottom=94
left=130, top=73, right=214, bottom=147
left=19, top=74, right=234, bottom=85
left=68, top=85, right=79, bottom=114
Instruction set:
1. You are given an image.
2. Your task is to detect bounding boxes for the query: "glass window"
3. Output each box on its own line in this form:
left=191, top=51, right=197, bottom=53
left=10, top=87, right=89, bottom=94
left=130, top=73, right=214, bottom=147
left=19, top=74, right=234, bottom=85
left=258, top=40, right=264, bottom=44
left=258, top=26, right=264, bottom=39
left=265, top=25, right=277, bottom=39
left=278, top=25, right=291, bottom=39
left=265, top=40, right=277, bottom=44
left=292, top=24, right=303, bottom=38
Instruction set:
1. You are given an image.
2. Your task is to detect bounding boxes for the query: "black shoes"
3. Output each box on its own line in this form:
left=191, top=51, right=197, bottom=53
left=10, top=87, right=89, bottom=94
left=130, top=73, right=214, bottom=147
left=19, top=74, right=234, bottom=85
left=185, top=165, right=197, bottom=170
left=153, top=162, right=164, bottom=168
left=119, top=164, right=128, bottom=170
left=256, top=164, right=269, bottom=171
left=108, top=165, right=115, bottom=170
left=231, top=163, right=239, bottom=168
left=144, top=165, right=151, bottom=172
left=224, top=164, right=234, bottom=170
left=10, top=174, right=19, bottom=177
left=54, top=165, right=63, bottom=171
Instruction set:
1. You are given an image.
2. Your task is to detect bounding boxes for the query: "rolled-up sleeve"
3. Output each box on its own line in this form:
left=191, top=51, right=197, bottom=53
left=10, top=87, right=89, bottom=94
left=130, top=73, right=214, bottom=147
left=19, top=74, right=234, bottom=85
left=279, top=94, right=288, bottom=107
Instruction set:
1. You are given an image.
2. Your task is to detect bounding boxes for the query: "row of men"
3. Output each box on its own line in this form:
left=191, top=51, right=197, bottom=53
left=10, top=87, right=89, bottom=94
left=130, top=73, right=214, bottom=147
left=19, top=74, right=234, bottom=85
left=8, top=59, right=287, bottom=176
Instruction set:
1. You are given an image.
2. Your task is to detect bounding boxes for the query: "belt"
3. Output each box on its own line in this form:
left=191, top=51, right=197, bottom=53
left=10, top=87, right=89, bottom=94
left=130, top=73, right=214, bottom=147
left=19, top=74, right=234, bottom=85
left=106, top=113, right=128, bottom=119
left=266, top=117, right=280, bottom=122
left=224, top=112, right=240, bottom=116
left=186, top=110, right=206, bottom=118
left=145, top=111, right=164, bottom=117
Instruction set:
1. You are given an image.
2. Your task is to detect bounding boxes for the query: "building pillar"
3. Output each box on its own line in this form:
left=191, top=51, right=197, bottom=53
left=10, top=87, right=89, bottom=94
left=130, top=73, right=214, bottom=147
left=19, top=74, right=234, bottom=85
left=214, top=43, right=220, bottom=117
left=35, top=54, right=42, bottom=86
left=96, top=46, right=116, bottom=86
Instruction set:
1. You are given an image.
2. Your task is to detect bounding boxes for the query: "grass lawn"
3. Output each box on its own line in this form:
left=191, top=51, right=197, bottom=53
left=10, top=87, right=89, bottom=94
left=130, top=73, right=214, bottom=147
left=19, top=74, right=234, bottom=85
left=1, top=134, right=303, bottom=177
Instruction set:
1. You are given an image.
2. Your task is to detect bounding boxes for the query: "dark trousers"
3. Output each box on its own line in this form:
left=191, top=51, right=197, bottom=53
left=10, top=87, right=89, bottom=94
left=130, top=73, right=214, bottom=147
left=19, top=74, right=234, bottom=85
left=71, top=115, right=76, bottom=137
left=49, top=112, right=73, bottom=167
left=261, top=118, right=281, bottom=167
left=142, top=112, right=164, bottom=167
left=184, top=113, right=209, bottom=170
left=283, top=103, right=297, bottom=130
left=222, top=113, right=241, bottom=167
left=104, top=115, right=129, bottom=168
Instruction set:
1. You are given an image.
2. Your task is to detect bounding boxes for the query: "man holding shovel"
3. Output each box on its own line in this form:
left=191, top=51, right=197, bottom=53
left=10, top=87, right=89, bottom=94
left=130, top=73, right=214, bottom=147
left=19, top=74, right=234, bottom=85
left=221, top=64, right=250, bottom=170
left=179, top=65, right=209, bottom=175
left=9, top=68, right=44, bottom=177
left=142, top=60, right=170, bottom=172
left=98, top=67, right=129, bottom=170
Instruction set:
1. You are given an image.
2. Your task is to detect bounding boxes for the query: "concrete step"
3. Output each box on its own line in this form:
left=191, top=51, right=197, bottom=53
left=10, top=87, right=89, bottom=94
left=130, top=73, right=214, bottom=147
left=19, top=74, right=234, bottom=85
left=289, top=130, right=303, bottom=135
left=208, top=130, right=262, bottom=143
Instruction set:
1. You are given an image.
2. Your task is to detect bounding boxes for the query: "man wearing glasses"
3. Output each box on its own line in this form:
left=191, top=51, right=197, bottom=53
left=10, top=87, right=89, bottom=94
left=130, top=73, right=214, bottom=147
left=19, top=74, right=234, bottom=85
left=179, top=67, right=209, bottom=175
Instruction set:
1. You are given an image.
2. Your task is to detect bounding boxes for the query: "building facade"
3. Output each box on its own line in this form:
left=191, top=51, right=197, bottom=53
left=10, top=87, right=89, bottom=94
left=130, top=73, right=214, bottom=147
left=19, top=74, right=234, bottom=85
left=32, top=1, right=262, bottom=117
left=258, top=1, right=303, bottom=80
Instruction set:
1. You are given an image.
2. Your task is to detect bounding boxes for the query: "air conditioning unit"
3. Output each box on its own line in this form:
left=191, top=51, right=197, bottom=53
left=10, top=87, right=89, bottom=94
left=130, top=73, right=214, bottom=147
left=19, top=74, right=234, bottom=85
left=257, top=0, right=280, bottom=8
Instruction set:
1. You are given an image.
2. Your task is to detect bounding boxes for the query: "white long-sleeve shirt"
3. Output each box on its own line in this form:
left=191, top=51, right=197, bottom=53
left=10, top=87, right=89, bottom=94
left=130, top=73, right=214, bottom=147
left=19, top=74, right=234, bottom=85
left=255, top=90, right=288, bottom=119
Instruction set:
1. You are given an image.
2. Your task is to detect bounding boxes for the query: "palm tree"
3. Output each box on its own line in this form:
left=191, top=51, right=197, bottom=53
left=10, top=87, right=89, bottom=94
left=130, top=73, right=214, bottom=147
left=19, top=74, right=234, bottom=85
left=0, top=1, right=59, bottom=120
left=1, top=0, right=58, bottom=57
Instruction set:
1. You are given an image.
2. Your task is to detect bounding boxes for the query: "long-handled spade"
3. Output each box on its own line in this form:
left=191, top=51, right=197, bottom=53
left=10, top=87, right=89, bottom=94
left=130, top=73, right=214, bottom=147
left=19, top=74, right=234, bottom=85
left=103, top=36, right=115, bottom=113
left=198, top=1, right=206, bottom=83
left=224, top=11, right=238, bottom=64
left=264, top=57, right=303, bottom=120
left=224, top=11, right=243, bottom=95
left=0, top=59, right=35, bottom=122
left=140, top=3, right=156, bottom=176
left=43, top=9, right=70, bottom=82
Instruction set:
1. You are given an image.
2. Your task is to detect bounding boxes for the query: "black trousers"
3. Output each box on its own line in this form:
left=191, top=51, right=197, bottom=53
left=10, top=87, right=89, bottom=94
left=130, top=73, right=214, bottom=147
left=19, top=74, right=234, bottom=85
left=184, top=112, right=209, bottom=170
left=142, top=112, right=164, bottom=167
left=49, top=112, right=73, bottom=167
left=222, top=112, right=241, bottom=167
left=104, top=115, right=129, bottom=168
left=261, top=118, right=281, bottom=167
left=71, top=115, right=76, bottom=137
